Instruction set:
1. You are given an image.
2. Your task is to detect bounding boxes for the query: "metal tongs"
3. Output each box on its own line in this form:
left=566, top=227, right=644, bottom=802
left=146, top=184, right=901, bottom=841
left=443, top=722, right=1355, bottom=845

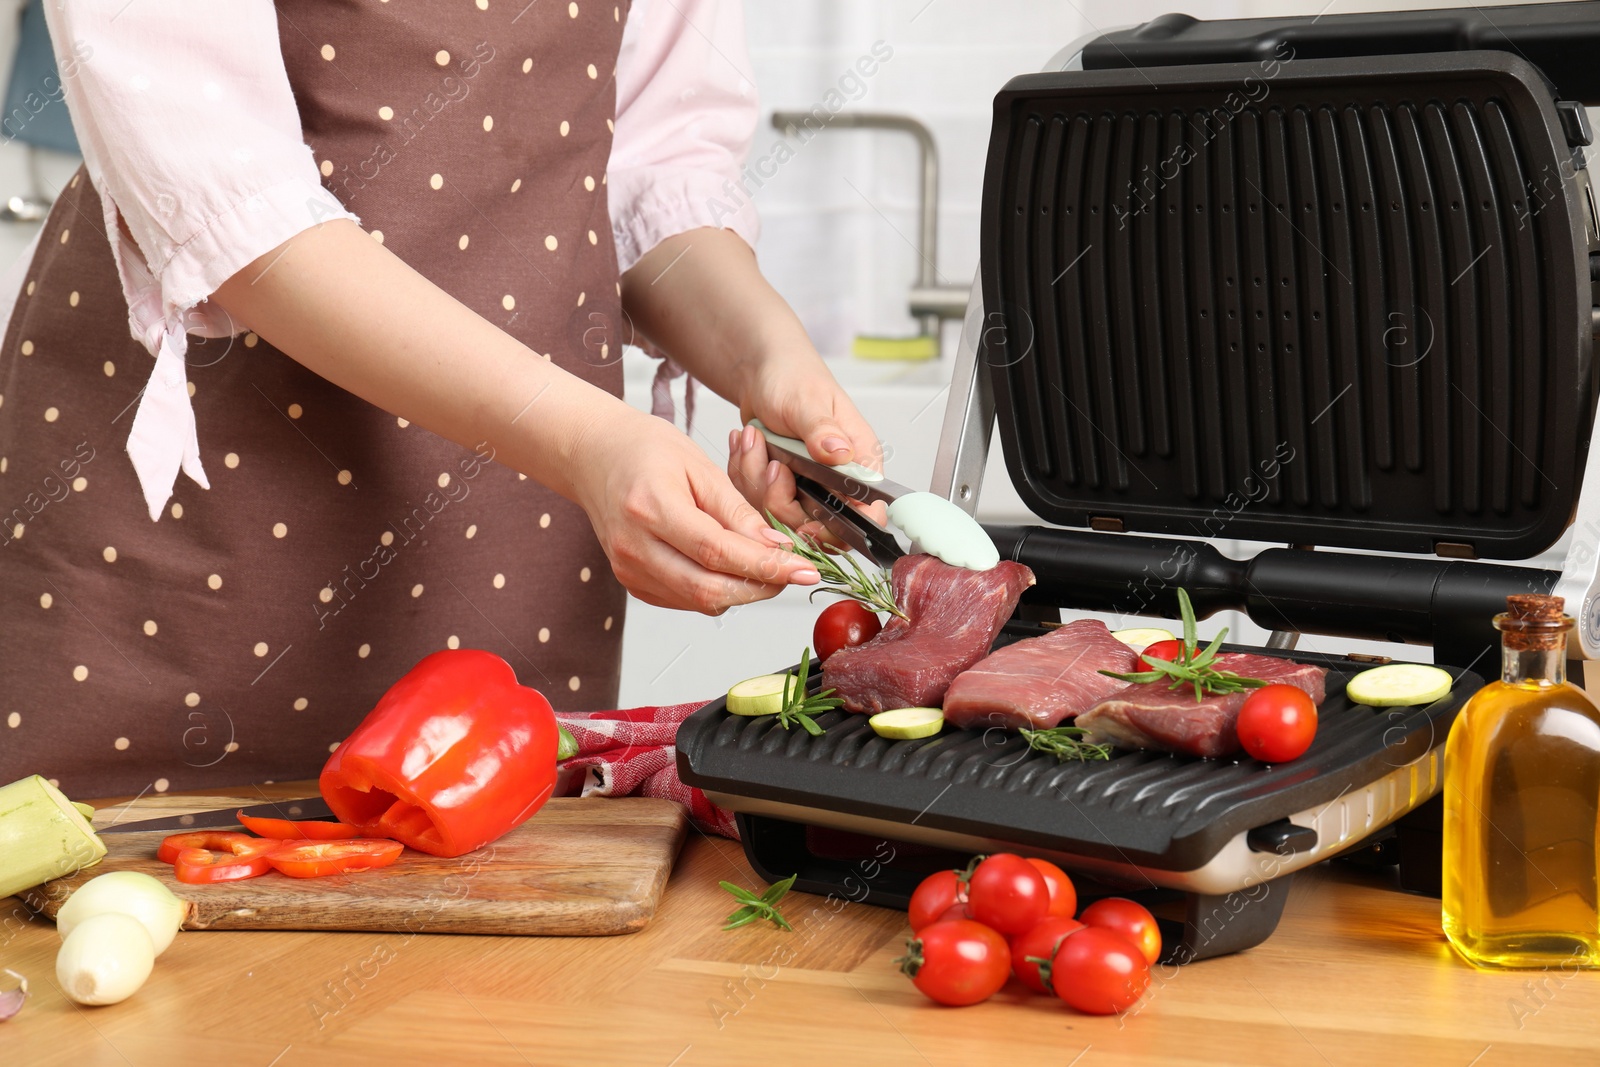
left=751, top=420, right=999, bottom=571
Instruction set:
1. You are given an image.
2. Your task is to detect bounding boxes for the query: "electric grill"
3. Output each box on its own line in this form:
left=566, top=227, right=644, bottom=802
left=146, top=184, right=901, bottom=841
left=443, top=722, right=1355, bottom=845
left=679, top=2, right=1600, bottom=961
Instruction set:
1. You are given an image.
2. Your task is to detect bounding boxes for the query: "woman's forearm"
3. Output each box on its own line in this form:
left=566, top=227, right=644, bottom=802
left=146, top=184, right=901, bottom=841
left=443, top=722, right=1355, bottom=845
left=622, top=227, right=879, bottom=478
left=619, top=227, right=813, bottom=407
left=210, top=218, right=624, bottom=502
left=210, top=218, right=818, bottom=612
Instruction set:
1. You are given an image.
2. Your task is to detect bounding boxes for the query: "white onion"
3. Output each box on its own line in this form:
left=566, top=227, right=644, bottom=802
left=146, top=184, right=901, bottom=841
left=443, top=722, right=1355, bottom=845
left=57, top=871, right=187, bottom=956
left=55, top=913, right=155, bottom=1006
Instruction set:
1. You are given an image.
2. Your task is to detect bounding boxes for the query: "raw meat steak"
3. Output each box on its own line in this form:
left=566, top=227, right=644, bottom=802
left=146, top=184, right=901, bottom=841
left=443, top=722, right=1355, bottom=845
left=943, top=619, right=1139, bottom=731
left=1076, top=653, right=1327, bottom=759
left=822, top=555, right=1035, bottom=714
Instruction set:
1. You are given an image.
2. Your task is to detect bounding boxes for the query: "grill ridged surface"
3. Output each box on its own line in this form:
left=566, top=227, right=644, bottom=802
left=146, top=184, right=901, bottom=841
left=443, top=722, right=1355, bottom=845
left=677, top=632, right=1479, bottom=869
left=980, top=54, right=1591, bottom=558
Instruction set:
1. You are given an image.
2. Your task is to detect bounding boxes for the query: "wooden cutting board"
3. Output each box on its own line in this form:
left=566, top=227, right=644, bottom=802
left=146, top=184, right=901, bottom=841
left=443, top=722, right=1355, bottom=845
left=21, top=794, right=687, bottom=936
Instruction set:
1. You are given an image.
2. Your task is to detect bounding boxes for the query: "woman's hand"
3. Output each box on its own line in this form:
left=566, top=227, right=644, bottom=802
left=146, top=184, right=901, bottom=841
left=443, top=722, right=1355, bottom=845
left=726, top=357, right=885, bottom=545
left=569, top=405, right=821, bottom=614
left=618, top=226, right=887, bottom=551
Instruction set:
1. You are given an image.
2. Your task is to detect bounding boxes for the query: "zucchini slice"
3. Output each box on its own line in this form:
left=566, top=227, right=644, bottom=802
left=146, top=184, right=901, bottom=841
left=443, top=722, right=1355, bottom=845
left=1109, top=627, right=1176, bottom=650
left=727, top=674, right=792, bottom=716
left=868, top=707, right=945, bottom=740
left=1346, top=664, right=1453, bottom=707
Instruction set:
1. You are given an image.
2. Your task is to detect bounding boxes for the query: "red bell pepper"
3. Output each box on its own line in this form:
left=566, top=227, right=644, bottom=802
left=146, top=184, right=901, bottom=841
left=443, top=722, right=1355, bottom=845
left=319, top=649, right=559, bottom=857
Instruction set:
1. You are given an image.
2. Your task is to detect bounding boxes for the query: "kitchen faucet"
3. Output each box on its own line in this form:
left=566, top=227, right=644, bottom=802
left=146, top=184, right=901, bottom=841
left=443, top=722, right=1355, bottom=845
left=769, top=110, right=969, bottom=354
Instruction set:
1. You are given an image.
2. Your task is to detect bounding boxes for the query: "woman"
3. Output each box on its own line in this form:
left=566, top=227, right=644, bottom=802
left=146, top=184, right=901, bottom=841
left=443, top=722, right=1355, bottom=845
left=0, top=1, right=878, bottom=798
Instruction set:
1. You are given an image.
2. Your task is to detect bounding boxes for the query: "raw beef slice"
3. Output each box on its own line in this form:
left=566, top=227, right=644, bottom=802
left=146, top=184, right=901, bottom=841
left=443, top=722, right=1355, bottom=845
left=1076, top=653, right=1327, bottom=759
left=943, top=619, right=1139, bottom=731
left=822, top=555, right=1035, bottom=714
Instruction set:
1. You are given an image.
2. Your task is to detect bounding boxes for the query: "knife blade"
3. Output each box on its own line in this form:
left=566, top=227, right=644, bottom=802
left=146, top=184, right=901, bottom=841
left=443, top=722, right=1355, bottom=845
left=98, top=796, right=334, bottom=835
left=95, top=764, right=586, bottom=835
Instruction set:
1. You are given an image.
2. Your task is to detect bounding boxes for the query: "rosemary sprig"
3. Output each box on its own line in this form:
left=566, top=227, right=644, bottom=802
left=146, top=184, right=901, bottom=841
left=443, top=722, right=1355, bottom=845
left=1020, top=726, right=1114, bottom=762
left=776, top=646, right=844, bottom=736
left=721, top=873, right=797, bottom=931
left=766, top=512, right=906, bottom=620
left=1099, top=588, right=1268, bottom=702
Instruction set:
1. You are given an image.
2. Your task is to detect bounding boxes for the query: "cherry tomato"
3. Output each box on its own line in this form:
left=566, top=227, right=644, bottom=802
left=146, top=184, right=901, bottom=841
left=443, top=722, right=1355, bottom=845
left=157, top=831, right=259, bottom=865
left=1026, top=858, right=1077, bottom=919
left=1078, top=897, right=1162, bottom=965
left=933, top=902, right=969, bottom=924
left=235, top=810, right=362, bottom=840
left=264, top=838, right=404, bottom=879
left=1236, top=683, right=1318, bottom=763
left=908, top=869, right=967, bottom=932
left=897, top=919, right=1010, bottom=1006
left=1011, top=916, right=1084, bottom=994
left=1138, top=639, right=1185, bottom=671
left=172, top=838, right=280, bottom=884
left=966, top=853, right=1050, bottom=936
left=812, top=601, right=883, bottom=662
left=1047, top=927, right=1151, bottom=1015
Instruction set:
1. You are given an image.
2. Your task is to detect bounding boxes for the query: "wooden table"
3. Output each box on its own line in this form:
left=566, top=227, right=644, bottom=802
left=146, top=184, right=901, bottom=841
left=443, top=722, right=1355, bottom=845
left=3, top=781, right=1597, bottom=1066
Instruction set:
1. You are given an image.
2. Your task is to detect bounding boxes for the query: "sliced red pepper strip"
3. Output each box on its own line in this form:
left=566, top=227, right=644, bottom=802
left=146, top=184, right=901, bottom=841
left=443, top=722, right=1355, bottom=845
left=235, top=810, right=361, bottom=840
left=319, top=649, right=559, bottom=857
left=157, top=831, right=258, bottom=866
left=172, top=838, right=279, bottom=884
left=264, top=838, right=403, bottom=879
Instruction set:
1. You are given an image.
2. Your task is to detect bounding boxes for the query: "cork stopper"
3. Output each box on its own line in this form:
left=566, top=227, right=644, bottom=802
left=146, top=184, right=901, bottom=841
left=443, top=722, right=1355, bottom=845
left=1495, top=594, right=1571, bottom=651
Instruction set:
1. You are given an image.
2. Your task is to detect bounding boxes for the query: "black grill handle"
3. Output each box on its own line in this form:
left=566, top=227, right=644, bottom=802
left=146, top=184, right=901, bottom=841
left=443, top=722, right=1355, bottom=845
left=989, top=525, right=1556, bottom=670
left=1082, top=2, right=1600, bottom=105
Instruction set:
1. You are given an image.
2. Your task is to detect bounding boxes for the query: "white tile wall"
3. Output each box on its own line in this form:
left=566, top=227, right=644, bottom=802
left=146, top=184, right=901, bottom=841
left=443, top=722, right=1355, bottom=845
left=743, top=0, right=1254, bottom=355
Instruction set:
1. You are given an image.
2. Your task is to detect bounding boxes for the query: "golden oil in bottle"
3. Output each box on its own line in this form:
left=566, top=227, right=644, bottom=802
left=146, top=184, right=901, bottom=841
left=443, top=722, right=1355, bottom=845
left=1442, top=594, right=1600, bottom=969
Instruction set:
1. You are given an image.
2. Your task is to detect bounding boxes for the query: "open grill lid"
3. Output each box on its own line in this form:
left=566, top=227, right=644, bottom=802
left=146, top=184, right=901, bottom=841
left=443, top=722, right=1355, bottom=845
left=978, top=50, right=1597, bottom=560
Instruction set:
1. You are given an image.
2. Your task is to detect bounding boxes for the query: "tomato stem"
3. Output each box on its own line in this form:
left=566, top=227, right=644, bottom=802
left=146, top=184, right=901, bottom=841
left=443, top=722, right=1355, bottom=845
left=893, top=937, right=926, bottom=978
left=1023, top=953, right=1056, bottom=994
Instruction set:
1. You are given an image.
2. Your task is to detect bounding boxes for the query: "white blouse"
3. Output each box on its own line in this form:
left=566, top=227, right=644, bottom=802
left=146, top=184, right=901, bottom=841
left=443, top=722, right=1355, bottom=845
left=22, top=0, right=760, bottom=519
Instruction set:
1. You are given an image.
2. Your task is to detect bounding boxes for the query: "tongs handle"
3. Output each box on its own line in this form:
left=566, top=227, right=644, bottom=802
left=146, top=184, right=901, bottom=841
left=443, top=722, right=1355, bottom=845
left=749, top=419, right=910, bottom=506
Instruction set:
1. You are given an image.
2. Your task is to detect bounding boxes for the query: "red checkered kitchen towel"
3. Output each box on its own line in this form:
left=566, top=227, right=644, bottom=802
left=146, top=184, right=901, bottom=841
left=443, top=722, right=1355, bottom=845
left=555, top=702, right=738, bottom=839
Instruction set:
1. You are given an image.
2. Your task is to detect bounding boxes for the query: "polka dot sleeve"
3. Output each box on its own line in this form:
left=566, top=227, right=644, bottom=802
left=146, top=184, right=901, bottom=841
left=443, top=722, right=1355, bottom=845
left=608, top=0, right=761, bottom=274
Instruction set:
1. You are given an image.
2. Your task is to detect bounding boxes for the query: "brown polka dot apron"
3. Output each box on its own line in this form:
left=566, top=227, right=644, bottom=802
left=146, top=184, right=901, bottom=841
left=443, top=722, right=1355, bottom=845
left=0, top=0, right=631, bottom=798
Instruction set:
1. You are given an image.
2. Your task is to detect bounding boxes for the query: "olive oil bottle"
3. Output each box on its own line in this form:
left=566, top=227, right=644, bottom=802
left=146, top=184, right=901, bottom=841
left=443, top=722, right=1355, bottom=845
left=1442, top=594, right=1600, bottom=969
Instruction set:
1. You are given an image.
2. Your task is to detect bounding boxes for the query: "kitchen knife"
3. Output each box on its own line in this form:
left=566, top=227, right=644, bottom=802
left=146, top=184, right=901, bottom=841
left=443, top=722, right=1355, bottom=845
left=98, top=796, right=334, bottom=835
left=95, top=764, right=586, bottom=835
